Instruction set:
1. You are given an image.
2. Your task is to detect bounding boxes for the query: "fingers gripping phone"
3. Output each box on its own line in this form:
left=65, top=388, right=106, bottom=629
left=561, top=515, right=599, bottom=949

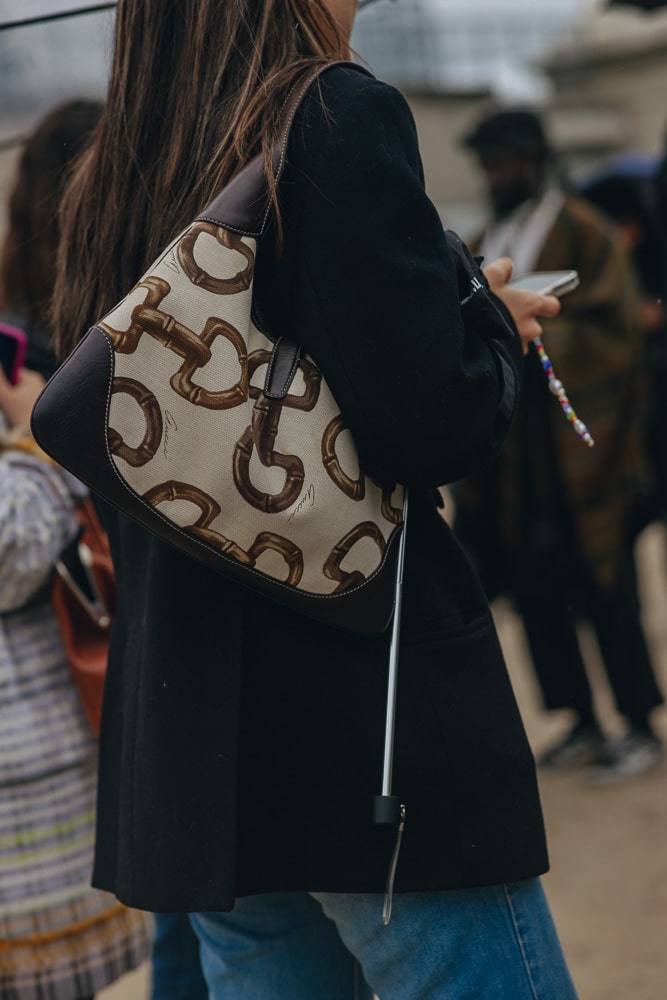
left=509, top=270, right=580, bottom=297
left=0, top=322, right=28, bottom=385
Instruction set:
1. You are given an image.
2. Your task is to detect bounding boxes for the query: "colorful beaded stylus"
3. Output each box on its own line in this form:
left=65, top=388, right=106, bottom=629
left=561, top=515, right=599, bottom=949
left=533, top=337, right=595, bottom=447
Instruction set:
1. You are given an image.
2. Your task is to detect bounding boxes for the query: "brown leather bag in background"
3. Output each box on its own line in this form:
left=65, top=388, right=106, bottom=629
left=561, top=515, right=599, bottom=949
left=53, top=497, right=115, bottom=737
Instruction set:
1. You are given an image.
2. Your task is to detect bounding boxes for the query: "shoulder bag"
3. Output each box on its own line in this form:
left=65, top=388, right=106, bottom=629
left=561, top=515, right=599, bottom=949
left=31, top=63, right=404, bottom=636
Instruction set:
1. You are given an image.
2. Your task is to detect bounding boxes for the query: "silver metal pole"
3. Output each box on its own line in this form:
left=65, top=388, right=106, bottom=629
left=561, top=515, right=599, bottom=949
left=381, top=489, right=408, bottom=797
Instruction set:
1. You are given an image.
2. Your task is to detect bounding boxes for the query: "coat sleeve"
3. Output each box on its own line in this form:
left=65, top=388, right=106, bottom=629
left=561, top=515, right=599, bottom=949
left=0, top=452, right=78, bottom=612
left=290, top=72, right=523, bottom=489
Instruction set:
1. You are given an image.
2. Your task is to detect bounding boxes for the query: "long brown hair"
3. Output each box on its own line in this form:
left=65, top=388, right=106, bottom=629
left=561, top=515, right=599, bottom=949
left=0, top=100, right=102, bottom=331
left=52, top=0, right=346, bottom=358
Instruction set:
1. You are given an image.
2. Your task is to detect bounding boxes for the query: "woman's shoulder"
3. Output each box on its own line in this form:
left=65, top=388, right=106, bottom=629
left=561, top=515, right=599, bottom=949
left=292, top=63, right=420, bottom=171
left=316, top=63, right=412, bottom=112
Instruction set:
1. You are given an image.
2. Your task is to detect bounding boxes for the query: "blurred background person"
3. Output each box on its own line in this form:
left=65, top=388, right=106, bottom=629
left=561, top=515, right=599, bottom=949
left=0, top=100, right=103, bottom=379
left=455, top=108, right=665, bottom=785
left=580, top=157, right=667, bottom=524
left=0, top=99, right=151, bottom=1000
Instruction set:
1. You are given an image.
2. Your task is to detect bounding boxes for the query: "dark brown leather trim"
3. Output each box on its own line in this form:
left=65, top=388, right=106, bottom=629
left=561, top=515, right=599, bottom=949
left=198, top=158, right=267, bottom=239
left=198, top=62, right=373, bottom=237
left=32, top=325, right=120, bottom=493
left=32, top=326, right=399, bottom=636
left=264, top=338, right=300, bottom=399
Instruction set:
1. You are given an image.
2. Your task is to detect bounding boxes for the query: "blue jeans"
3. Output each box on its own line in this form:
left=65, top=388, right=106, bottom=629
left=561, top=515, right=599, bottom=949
left=189, top=879, right=579, bottom=999
left=151, top=912, right=208, bottom=1000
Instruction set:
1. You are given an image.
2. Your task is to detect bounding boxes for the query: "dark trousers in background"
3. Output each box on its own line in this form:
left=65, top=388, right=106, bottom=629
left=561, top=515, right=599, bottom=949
left=513, top=549, right=664, bottom=729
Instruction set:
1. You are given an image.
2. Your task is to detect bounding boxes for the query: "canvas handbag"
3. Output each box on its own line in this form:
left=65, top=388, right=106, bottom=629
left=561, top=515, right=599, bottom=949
left=53, top=496, right=114, bottom=736
left=31, top=63, right=404, bottom=636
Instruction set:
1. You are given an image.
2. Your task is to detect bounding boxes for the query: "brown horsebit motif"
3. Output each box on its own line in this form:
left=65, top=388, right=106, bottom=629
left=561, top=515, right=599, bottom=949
left=245, top=532, right=303, bottom=587
left=143, top=481, right=303, bottom=585
left=321, top=414, right=365, bottom=501
left=102, top=275, right=249, bottom=409
left=108, top=377, right=164, bottom=468
left=170, top=316, right=248, bottom=410
left=177, top=223, right=255, bottom=295
left=380, top=485, right=402, bottom=525
left=322, top=417, right=401, bottom=525
left=101, top=276, right=209, bottom=361
left=233, top=351, right=322, bottom=514
left=323, top=522, right=386, bottom=593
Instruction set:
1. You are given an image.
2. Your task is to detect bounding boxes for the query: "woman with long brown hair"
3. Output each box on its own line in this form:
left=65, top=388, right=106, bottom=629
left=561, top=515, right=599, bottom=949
left=51, top=1, right=577, bottom=997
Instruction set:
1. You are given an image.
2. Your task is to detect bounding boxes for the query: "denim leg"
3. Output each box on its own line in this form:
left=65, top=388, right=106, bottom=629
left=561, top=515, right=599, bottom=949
left=151, top=912, right=208, bottom=1000
left=311, top=878, right=579, bottom=1000
left=189, top=891, right=374, bottom=1000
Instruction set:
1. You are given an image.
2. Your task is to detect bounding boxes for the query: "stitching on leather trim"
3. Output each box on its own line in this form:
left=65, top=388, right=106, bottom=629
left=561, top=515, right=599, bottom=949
left=264, top=337, right=279, bottom=389
left=259, top=67, right=326, bottom=236
left=258, top=77, right=303, bottom=236
left=197, top=216, right=258, bottom=238
left=263, top=339, right=300, bottom=399
left=281, top=350, right=300, bottom=397
left=199, top=65, right=372, bottom=239
left=196, top=79, right=306, bottom=237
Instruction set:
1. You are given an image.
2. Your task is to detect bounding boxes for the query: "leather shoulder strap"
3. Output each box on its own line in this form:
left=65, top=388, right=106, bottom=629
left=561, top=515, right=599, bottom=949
left=197, top=61, right=374, bottom=239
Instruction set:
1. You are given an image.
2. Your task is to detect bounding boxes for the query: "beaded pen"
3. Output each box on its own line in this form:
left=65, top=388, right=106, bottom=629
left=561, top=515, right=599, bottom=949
left=533, top=337, right=595, bottom=447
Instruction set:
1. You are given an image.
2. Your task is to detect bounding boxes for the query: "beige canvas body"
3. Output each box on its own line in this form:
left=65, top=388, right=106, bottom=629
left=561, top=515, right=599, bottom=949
left=100, top=220, right=403, bottom=599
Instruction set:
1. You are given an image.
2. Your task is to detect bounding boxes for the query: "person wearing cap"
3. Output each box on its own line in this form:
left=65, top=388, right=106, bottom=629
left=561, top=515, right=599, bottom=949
left=456, top=108, right=665, bottom=784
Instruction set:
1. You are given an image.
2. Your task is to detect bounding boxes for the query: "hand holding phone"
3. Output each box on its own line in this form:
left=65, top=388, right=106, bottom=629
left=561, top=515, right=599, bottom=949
left=484, top=257, right=562, bottom=354
left=508, top=270, right=580, bottom=298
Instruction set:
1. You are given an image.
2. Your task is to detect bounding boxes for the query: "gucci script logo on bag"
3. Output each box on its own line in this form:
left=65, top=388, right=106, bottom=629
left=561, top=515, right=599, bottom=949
left=163, top=410, right=177, bottom=458
left=288, top=484, right=316, bottom=523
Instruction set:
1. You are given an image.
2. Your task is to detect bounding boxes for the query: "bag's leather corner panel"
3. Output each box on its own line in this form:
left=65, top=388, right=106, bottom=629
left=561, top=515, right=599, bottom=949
left=31, top=327, right=168, bottom=532
left=199, top=158, right=266, bottom=235
left=32, top=326, right=117, bottom=492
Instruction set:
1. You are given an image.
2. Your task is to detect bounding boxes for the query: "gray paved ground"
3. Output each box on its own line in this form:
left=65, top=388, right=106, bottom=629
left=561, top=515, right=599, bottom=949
left=499, top=524, right=667, bottom=1000
left=100, top=523, right=667, bottom=1000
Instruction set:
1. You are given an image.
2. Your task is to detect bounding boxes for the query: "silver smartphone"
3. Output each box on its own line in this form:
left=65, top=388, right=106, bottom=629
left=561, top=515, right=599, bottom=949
left=508, top=270, right=580, bottom=297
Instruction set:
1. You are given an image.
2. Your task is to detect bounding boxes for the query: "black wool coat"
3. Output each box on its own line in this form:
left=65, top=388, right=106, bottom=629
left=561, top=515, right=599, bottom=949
left=93, top=66, right=548, bottom=912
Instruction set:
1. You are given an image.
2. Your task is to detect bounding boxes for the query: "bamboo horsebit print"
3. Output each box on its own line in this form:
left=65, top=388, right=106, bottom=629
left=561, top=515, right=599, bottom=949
left=100, top=222, right=403, bottom=603
left=32, top=65, right=405, bottom=636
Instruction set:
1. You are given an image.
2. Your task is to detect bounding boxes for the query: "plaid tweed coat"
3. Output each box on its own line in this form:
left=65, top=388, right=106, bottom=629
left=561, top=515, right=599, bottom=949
left=0, top=422, right=150, bottom=999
